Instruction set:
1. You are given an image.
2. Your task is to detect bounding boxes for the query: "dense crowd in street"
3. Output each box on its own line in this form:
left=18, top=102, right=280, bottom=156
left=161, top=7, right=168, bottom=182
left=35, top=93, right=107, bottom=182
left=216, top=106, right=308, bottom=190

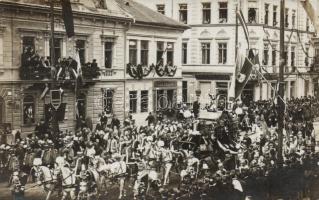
left=1, top=96, right=319, bottom=200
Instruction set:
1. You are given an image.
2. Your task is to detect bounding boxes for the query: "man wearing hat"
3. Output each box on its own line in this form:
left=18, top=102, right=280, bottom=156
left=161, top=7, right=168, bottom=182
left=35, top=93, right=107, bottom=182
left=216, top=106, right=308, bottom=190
left=9, top=170, right=25, bottom=200
left=145, top=112, right=155, bottom=126
left=109, top=153, right=127, bottom=199
left=180, top=150, right=199, bottom=182
left=111, top=114, right=121, bottom=130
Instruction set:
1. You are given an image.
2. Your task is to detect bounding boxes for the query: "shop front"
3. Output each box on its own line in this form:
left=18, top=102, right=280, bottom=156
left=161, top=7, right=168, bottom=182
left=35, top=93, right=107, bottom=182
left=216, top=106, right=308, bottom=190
left=153, top=81, right=179, bottom=117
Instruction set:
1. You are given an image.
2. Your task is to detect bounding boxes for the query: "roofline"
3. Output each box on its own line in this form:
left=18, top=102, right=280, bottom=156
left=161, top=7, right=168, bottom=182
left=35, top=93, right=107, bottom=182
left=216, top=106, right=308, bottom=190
left=113, top=0, right=189, bottom=31
left=134, top=20, right=190, bottom=31
left=0, top=1, right=134, bottom=23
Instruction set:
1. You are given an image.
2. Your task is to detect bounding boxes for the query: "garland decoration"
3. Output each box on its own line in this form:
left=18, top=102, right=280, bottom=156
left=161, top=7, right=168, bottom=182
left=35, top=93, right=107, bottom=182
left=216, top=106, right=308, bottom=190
left=127, top=62, right=177, bottom=79
left=166, top=64, right=177, bottom=77
left=127, top=63, right=154, bottom=79
left=143, top=64, right=154, bottom=77
left=127, top=63, right=136, bottom=78
left=127, top=63, right=143, bottom=79
left=155, top=62, right=165, bottom=77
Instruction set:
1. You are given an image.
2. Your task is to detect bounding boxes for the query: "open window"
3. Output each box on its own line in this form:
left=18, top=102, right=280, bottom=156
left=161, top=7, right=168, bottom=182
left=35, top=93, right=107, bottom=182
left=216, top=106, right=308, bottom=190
left=248, top=8, right=258, bottom=24
left=23, top=95, right=35, bottom=124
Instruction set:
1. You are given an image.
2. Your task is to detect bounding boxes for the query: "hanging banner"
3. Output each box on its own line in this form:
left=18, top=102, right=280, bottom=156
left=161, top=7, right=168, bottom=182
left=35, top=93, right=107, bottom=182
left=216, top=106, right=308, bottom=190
left=50, top=90, right=62, bottom=110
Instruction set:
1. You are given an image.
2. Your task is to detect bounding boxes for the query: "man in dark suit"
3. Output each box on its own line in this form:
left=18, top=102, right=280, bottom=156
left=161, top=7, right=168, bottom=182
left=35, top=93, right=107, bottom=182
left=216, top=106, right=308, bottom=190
left=111, top=114, right=120, bottom=130
left=193, top=99, right=200, bottom=118
left=100, top=111, right=108, bottom=129
left=34, top=120, right=49, bottom=140
left=145, top=112, right=155, bottom=126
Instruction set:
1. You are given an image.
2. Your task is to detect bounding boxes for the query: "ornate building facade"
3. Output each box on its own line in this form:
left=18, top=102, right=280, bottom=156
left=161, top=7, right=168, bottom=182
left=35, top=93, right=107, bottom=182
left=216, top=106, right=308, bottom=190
left=0, top=0, right=187, bottom=134
left=133, top=0, right=318, bottom=106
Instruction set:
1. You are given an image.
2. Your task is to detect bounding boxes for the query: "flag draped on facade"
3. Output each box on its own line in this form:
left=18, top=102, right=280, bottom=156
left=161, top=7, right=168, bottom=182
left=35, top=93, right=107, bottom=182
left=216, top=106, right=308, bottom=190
left=61, top=0, right=75, bottom=38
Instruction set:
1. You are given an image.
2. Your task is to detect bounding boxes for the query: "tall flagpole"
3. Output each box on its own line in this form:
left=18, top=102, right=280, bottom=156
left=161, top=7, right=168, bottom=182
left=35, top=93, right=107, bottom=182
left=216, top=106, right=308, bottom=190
left=277, top=0, right=285, bottom=167
left=50, top=0, right=55, bottom=67
left=235, top=2, right=238, bottom=60
left=50, top=0, right=59, bottom=136
left=229, top=1, right=239, bottom=108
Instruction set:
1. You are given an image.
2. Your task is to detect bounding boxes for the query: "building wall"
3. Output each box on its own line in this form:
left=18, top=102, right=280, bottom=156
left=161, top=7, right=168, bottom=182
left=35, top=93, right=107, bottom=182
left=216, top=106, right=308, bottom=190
left=0, top=2, right=129, bottom=134
left=0, top=0, right=186, bottom=134
left=124, top=25, right=184, bottom=123
left=134, top=0, right=317, bottom=103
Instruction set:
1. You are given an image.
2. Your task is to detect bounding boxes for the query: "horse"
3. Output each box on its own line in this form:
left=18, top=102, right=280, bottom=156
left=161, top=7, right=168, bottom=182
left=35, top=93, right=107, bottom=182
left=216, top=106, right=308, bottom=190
left=76, top=166, right=100, bottom=200
left=133, top=160, right=162, bottom=199
left=42, top=147, right=58, bottom=168
left=96, top=154, right=127, bottom=199
left=58, top=165, right=77, bottom=200
left=32, top=164, right=59, bottom=200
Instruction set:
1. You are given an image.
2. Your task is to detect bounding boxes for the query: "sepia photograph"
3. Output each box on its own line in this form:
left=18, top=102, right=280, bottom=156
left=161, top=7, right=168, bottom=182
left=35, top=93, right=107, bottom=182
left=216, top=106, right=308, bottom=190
left=0, top=0, right=319, bottom=199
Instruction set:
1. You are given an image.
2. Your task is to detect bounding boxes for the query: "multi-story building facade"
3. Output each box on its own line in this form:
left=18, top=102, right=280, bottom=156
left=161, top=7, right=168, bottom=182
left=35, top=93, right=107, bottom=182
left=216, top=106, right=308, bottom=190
left=0, top=0, right=187, bottom=134
left=134, top=0, right=317, bottom=106
left=117, top=0, right=187, bottom=125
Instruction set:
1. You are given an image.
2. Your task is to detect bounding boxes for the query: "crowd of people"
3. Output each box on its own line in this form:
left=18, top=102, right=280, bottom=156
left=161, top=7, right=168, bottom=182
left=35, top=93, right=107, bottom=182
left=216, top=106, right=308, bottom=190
left=1, top=96, right=319, bottom=199
left=20, top=47, right=52, bottom=80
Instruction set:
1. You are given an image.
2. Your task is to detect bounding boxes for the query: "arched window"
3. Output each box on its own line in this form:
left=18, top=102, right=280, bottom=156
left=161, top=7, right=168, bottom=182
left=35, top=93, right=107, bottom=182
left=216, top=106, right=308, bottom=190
left=23, top=95, right=35, bottom=124
left=102, top=89, right=113, bottom=114
left=0, top=97, right=4, bottom=123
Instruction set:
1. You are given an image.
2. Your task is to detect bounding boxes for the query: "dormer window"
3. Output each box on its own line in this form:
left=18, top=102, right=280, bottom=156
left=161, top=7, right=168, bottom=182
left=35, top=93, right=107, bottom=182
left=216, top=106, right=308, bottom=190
left=157, top=4, right=165, bottom=15
left=94, top=0, right=106, bottom=9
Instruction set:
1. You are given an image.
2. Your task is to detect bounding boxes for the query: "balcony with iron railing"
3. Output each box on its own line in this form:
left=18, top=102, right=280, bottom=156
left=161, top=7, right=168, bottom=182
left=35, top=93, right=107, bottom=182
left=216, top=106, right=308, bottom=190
left=99, top=68, right=125, bottom=80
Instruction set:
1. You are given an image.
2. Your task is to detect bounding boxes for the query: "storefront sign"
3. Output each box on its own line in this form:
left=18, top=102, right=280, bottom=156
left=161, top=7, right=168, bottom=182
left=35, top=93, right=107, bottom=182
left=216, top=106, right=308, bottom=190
left=154, top=81, right=177, bottom=88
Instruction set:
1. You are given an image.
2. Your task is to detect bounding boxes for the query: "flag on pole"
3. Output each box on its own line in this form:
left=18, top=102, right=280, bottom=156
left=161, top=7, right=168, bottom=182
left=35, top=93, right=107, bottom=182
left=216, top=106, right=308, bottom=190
left=74, top=49, right=82, bottom=120
left=40, top=84, right=49, bottom=100
left=75, top=49, right=82, bottom=77
left=228, top=48, right=245, bottom=101
left=61, top=0, right=75, bottom=38
left=236, top=10, right=250, bottom=49
left=56, top=67, right=63, bottom=80
left=229, top=49, right=255, bottom=100
left=251, top=53, right=260, bottom=81
left=272, top=82, right=279, bottom=102
left=75, top=100, right=79, bottom=118
left=234, top=55, right=254, bottom=99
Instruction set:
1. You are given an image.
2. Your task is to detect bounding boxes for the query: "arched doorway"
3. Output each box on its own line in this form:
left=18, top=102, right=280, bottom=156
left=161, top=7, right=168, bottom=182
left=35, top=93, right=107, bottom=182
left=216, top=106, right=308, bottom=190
left=0, top=97, right=4, bottom=123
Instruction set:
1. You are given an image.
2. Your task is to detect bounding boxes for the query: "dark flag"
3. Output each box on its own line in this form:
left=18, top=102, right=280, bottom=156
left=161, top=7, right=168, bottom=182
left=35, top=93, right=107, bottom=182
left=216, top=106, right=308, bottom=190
left=61, top=0, right=75, bottom=37
left=234, top=50, right=254, bottom=99
left=250, top=53, right=260, bottom=82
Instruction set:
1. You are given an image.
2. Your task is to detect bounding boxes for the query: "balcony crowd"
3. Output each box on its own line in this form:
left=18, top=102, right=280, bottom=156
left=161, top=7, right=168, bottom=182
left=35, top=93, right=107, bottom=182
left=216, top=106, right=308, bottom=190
left=20, top=47, right=100, bottom=81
